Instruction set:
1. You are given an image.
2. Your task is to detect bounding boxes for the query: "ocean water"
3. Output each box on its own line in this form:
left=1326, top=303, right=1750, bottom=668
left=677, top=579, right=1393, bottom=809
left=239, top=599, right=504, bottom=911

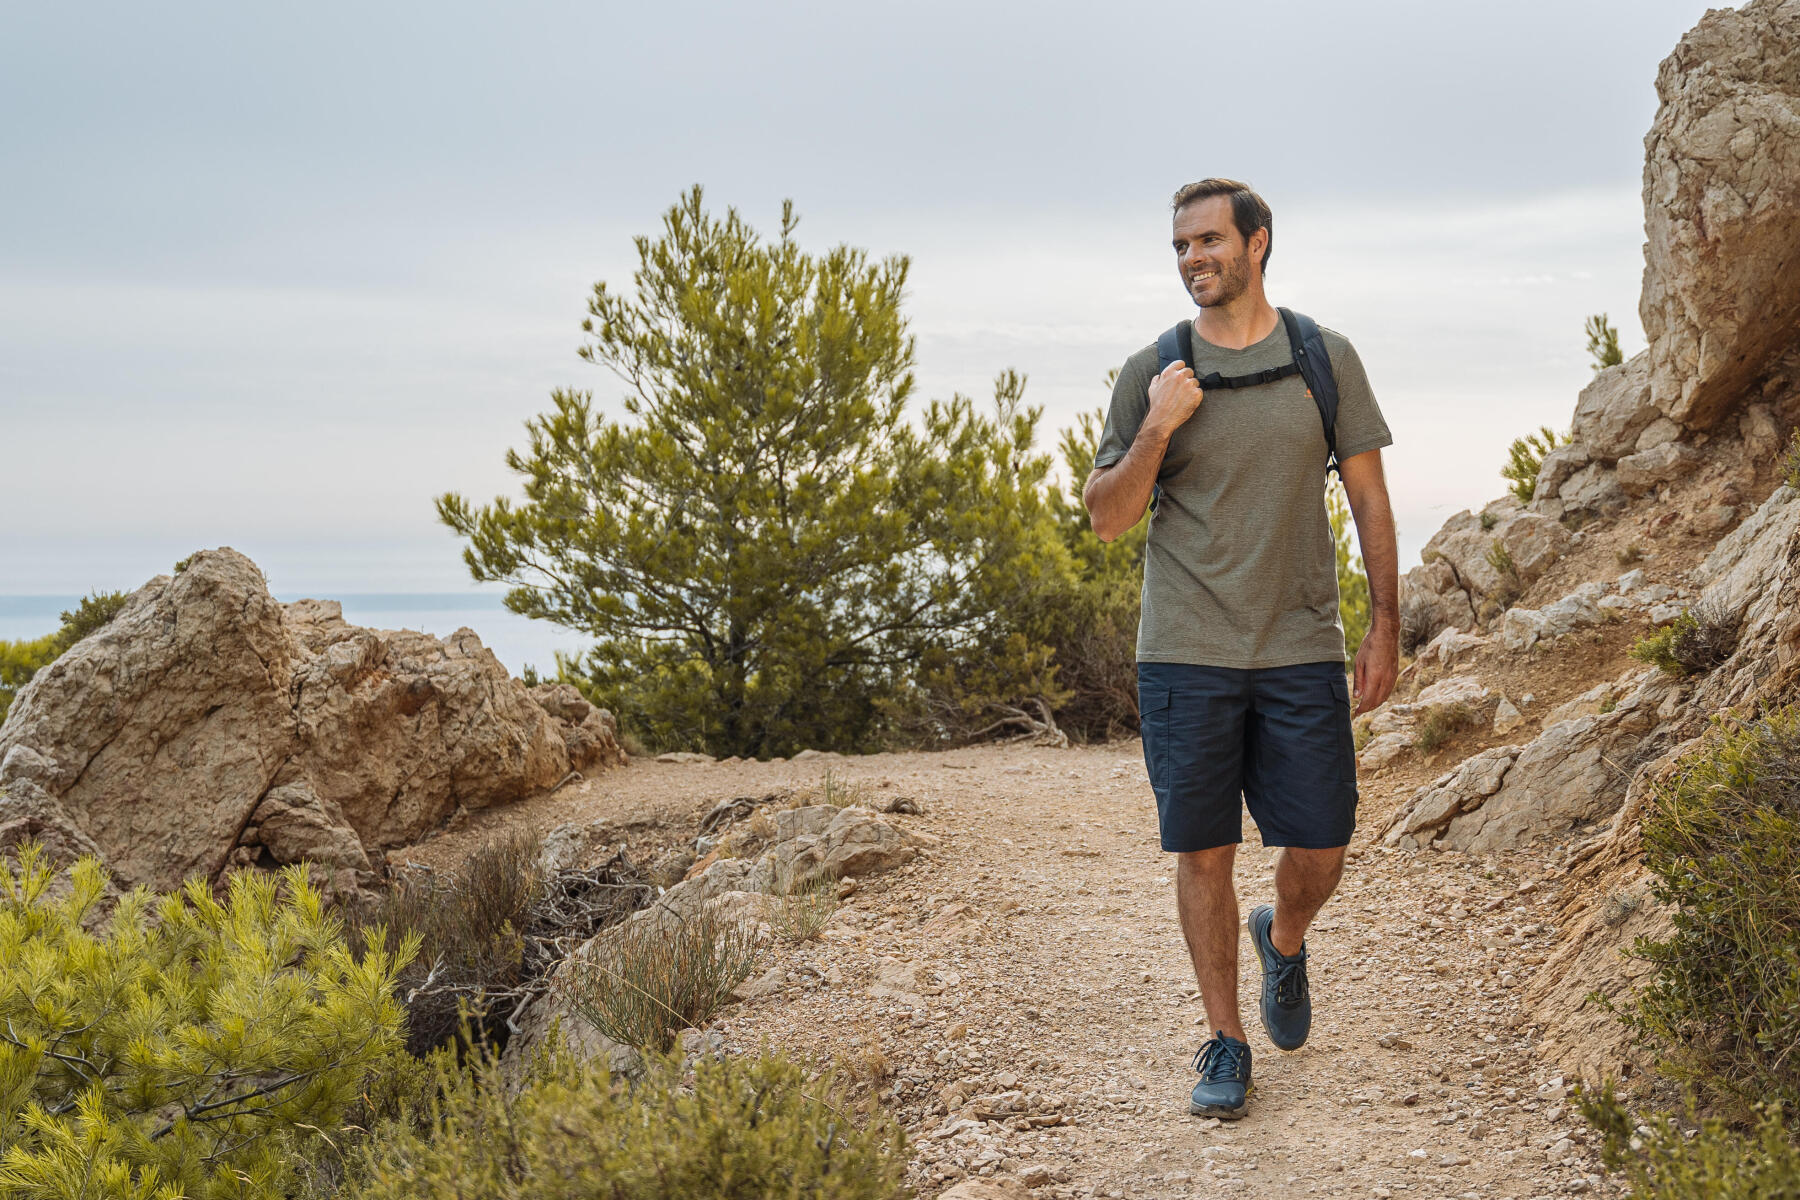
left=0, top=593, right=589, bottom=679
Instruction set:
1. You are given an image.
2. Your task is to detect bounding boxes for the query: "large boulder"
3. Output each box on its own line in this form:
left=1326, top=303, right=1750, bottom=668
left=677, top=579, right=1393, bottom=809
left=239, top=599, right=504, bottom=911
left=0, top=549, right=623, bottom=894
left=1639, top=0, right=1800, bottom=430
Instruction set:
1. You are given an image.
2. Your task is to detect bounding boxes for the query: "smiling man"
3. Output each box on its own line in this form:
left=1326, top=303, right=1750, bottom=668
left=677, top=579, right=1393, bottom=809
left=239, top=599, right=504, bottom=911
left=1082, top=178, right=1399, bottom=1120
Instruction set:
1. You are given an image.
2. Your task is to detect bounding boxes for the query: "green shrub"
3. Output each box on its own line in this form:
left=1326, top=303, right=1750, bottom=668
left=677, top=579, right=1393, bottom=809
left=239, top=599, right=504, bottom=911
left=353, top=833, right=650, bottom=1057
left=558, top=908, right=756, bottom=1054
left=1622, top=707, right=1800, bottom=1116
left=1501, top=425, right=1569, bottom=503
left=0, top=844, right=411, bottom=1199
left=1784, top=427, right=1800, bottom=491
left=347, top=1039, right=908, bottom=1200
left=1414, top=702, right=1477, bottom=754
left=1580, top=1084, right=1800, bottom=1200
left=1631, top=606, right=1739, bottom=677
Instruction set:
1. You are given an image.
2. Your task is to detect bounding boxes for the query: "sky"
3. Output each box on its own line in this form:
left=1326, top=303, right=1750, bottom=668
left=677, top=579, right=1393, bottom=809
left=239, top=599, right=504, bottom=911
left=2, top=0, right=1724, bottom=620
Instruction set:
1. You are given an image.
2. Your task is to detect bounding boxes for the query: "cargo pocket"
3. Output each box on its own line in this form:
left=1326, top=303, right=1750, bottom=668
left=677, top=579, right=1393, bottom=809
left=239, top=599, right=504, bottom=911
left=1138, top=683, right=1172, bottom=796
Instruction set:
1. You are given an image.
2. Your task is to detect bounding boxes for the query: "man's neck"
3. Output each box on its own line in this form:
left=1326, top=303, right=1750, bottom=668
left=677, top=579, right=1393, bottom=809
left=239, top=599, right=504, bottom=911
left=1193, top=293, right=1279, bottom=351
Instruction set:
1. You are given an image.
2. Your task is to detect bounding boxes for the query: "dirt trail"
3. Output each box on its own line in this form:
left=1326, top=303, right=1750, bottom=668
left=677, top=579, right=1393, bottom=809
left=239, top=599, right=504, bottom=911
left=423, top=744, right=1620, bottom=1200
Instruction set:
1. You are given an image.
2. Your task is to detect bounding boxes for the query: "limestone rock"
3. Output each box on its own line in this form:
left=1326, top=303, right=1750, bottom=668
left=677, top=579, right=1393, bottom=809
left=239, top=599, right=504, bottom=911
left=1357, top=732, right=1414, bottom=772
left=1400, top=560, right=1477, bottom=650
left=940, top=1179, right=1034, bottom=1200
left=1615, top=441, right=1703, bottom=496
left=0, top=548, right=618, bottom=895
left=1416, top=500, right=1570, bottom=610
left=1532, top=444, right=1592, bottom=504
left=1557, top=462, right=1628, bottom=517
left=1569, top=354, right=1658, bottom=460
left=1500, top=589, right=1608, bottom=652
left=1492, top=697, right=1525, bottom=735
left=1640, top=0, right=1800, bottom=429
left=529, top=684, right=628, bottom=772
left=1387, top=669, right=1674, bottom=854
left=1411, top=626, right=1491, bottom=670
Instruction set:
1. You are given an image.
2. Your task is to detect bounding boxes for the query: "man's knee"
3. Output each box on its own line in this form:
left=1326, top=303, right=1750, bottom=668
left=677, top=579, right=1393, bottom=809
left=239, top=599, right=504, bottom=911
left=1278, top=845, right=1346, bottom=890
left=1176, top=844, right=1237, bottom=882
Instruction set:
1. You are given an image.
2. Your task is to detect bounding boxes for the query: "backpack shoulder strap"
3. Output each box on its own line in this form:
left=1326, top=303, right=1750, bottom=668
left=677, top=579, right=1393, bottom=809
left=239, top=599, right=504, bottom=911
left=1155, top=320, right=1194, bottom=375
left=1145, top=322, right=1194, bottom=518
left=1277, top=307, right=1341, bottom=476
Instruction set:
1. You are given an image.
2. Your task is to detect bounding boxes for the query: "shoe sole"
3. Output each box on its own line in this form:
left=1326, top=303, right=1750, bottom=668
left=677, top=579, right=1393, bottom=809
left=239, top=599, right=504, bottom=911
left=1250, top=904, right=1309, bottom=1052
left=1189, top=1085, right=1252, bottom=1119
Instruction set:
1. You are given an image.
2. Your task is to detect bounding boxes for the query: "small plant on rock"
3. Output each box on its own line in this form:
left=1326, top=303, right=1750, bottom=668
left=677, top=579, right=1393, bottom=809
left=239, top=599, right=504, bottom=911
left=1630, top=604, right=1739, bottom=677
left=1784, top=427, right=1800, bottom=490
left=771, top=875, right=841, bottom=944
left=1414, top=703, right=1478, bottom=754
left=559, top=908, right=757, bottom=1053
left=1501, top=425, right=1569, bottom=503
left=1617, top=543, right=1644, bottom=567
left=1484, top=539, right=1524, bottom=611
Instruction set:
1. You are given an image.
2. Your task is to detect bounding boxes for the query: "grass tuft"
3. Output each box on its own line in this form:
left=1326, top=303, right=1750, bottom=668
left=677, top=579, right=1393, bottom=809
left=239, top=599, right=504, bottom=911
left=558, top=907, right=757, bottom=1054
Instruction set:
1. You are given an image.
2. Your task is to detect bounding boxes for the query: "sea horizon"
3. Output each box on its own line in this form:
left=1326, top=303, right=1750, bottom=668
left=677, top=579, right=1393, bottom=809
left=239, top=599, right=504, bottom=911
left=0, top=592, right=588, bottom=680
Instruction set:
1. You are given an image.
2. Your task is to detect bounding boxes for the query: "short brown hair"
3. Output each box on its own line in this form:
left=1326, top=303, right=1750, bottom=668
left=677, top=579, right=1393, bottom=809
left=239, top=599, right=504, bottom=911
left=1171, top=179, right=1273, bottom=276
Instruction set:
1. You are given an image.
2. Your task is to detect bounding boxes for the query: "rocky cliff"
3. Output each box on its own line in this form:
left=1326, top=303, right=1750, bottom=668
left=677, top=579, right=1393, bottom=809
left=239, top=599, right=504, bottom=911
left=1380, top=0, right=1800, bottom=1082
left=0, top=548, right=625, bottom=899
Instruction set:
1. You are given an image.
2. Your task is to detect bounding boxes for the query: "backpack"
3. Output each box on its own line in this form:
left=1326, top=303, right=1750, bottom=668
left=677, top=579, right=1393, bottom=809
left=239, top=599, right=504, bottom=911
left=1149, top=308, right=1341, bottom=518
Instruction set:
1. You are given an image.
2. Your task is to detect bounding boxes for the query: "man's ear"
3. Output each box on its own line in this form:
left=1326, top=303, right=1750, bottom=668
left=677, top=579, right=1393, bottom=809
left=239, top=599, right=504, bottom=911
left=1250, top=226, right=1269, bottom=269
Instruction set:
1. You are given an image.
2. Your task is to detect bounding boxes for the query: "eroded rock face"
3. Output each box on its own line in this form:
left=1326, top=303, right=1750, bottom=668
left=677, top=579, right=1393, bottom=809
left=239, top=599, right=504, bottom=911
left=1640, top=0, right=1800, bottom=430
left=1399, top=501, right=1573, bottom=644
left=0, top=549, right=623, bottom=895
left=1382, top=668, right=1677, bottom=854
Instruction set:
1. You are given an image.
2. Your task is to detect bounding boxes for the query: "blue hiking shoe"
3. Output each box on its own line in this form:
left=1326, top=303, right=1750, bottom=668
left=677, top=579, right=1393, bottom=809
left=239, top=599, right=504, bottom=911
left=1189, top=1032, right=1253, bottom=1118
left=1250, top=903, right=1312, bottom=1051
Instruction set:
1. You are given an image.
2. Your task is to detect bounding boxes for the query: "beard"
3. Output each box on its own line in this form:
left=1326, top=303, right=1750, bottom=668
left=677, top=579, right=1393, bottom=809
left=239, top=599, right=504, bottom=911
left=1191, top=249, right=1253, bottom=308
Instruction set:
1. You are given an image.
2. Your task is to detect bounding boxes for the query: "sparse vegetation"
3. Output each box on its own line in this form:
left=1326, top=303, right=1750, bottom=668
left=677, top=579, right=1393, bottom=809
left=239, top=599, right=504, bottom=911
left=1631, top=605, right=1740, bottom=677
left=1414, top=702, right=1478, bottom=754
left=1617, top=543, right=1644, bottom=567
left=345, top=1040, right=909, bottom=1200
left=558, top=907, right=757, bottom=1054
left=1501, top=425, right=1569, bottom=504
left=353, top=832, right=650, bottom=1055
left=1586, top=313, right=1624, bottom=372
left=1580, top=1086, right=1800, bottom=1200
left=1484, top=539, right=1524, bottom=611
left=1480, top=510, right=1498, bottom=531
left=771, top=875, right=841, bottom=943
left=1784, top=427, right=1800, bottom=490
left=1620, top=706, right=1800, bottom=1116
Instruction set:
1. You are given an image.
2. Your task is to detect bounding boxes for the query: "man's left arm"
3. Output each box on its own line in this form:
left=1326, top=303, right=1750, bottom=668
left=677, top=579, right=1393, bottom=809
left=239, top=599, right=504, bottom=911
left=1338, top=448, right=1399, bottom=716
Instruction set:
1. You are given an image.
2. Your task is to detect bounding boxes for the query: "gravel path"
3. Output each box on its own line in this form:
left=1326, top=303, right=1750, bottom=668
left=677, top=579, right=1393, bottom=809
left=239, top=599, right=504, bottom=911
left=686, top=742, right=1623, bottom=1200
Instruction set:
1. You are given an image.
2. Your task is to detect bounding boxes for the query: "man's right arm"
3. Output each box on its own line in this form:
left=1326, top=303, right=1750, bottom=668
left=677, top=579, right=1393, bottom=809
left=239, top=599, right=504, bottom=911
left=1083, top=362, right=1203, bottom=542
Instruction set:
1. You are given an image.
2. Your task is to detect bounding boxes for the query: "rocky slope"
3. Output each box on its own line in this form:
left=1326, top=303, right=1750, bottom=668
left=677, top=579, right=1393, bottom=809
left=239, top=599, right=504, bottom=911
left=0, top=548, right=625, bottom=899
left=1383, top=0, right=1800, bottom=1087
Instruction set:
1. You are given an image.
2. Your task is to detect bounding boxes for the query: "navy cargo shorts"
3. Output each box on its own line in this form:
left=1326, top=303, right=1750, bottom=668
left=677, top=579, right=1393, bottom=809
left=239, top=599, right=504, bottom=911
left=1137, top=660, right=1358, bottom=852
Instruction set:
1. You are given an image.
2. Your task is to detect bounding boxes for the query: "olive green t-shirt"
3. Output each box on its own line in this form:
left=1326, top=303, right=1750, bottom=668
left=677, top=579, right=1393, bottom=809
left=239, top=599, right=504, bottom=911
left=1095, top=318, right=1392, bottom=668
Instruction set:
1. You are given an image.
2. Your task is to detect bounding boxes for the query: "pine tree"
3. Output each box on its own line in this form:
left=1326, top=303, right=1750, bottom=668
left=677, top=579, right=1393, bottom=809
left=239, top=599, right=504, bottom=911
left=438, top=188, right=1057, bottom=757
left=1585, top=313, right=1623, bottom=372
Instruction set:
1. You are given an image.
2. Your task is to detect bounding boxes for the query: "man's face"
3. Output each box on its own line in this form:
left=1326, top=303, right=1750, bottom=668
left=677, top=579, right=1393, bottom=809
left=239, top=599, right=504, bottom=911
left=1172, top=196, right=1260, bottom=308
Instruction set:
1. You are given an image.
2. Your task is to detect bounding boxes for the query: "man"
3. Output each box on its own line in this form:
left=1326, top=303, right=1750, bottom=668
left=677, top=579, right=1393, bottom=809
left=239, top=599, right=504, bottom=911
left=1082, top=179, right=1399, bottom=1120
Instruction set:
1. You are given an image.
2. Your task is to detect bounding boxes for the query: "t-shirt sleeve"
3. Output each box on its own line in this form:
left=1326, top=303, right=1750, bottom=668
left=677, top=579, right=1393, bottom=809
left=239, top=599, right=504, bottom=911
left=1326, top=335, right=1393, bottom=460
left=1094, top=348, right=1157, bottom=469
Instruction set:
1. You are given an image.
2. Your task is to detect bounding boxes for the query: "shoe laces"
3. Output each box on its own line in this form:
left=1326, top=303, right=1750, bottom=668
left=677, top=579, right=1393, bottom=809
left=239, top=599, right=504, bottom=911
left=1270, top=947, right=1309, bottom=1009
left=1192, top=1035, right=1248, bottom=1083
